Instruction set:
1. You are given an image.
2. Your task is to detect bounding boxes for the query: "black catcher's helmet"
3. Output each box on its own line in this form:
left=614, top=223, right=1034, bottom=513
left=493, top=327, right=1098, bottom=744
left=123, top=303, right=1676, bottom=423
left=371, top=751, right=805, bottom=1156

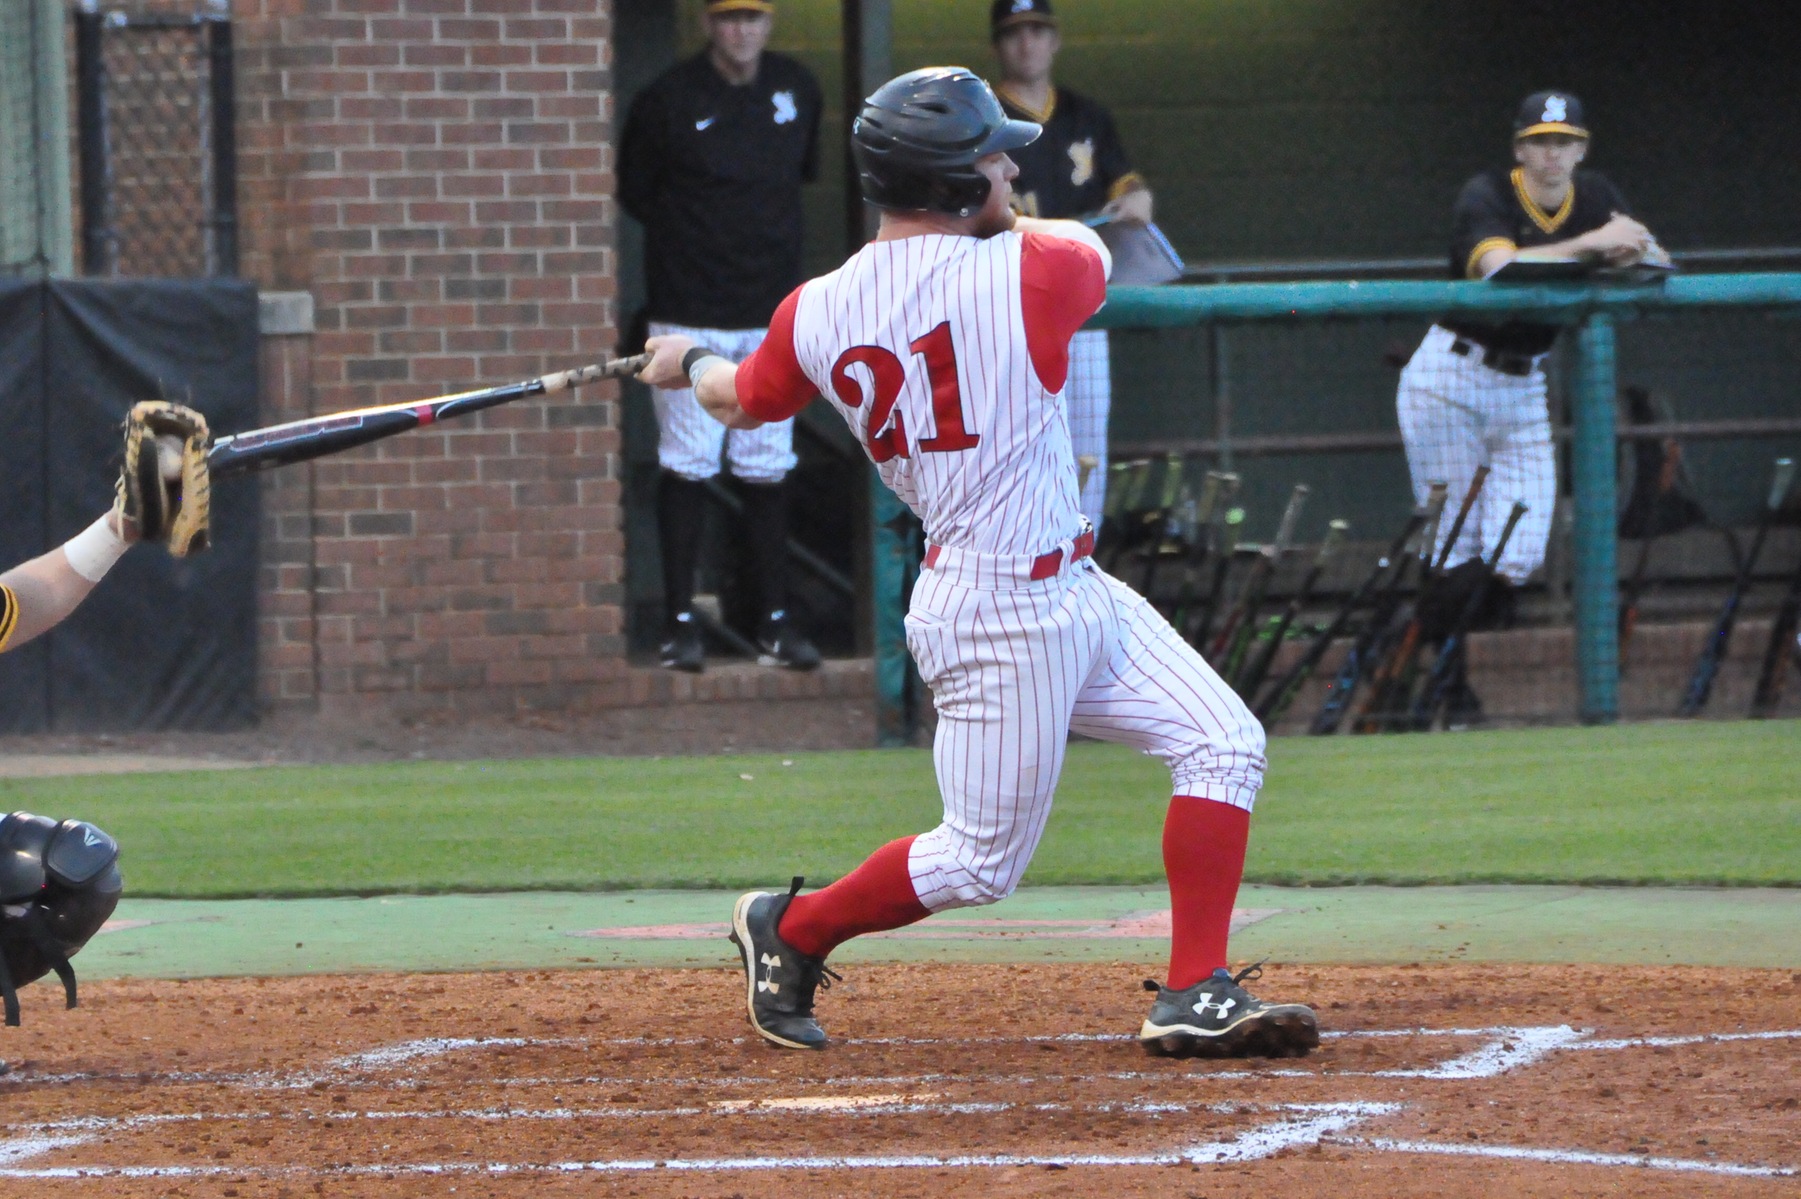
left=851, top=67, right=1041, bottom=217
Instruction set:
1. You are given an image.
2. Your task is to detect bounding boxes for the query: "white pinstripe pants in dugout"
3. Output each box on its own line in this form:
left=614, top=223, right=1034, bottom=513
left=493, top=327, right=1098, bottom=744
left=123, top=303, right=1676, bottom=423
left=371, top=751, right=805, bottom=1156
left=903, top=540, right=1267, bottom=912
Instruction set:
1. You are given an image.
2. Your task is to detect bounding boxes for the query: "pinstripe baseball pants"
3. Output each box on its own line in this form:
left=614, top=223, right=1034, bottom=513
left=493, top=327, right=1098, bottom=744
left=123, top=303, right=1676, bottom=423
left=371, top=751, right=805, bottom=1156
left=1067, top=329, right=1111, bottom=532
left=648, top=322, right=798, bottom=482
left=903, top=545, right=1266, bottom=912
left=1396, top=325, right=1557, bottom=583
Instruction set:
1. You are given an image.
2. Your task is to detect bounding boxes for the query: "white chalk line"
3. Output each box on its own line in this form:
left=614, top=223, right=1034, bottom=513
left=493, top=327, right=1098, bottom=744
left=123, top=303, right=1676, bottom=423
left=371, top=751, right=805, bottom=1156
left=5, top=1096, right=1283, bottom=1138
left=0, top=1103, right=1402, bottom=1179
left=1336, top=1136, right=1797, bottom=1179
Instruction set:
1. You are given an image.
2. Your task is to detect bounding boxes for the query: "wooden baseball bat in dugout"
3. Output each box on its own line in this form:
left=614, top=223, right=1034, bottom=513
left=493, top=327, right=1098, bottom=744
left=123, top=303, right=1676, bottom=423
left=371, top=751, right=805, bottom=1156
left=1213, top=483, right=1310, bottom=681
left=1256, top=504, right=1428, bottom=724
left=1235, top=518, right=1348, bottom=702
left=1135, top=452, right=1189, bottom=600
left=1307, top=484, right=1448, bottom=734
left=1168, top=471, right=1236, bottom=633
left=1099, top=458, right=1155, bottom=570
left=1353, top=472, right=1483, bottom=733
left=1750, top=520, right=1801, bottom=717
left=1411, top=500, right=1528, bottom=731
left=1188, top=504, right=1246, bottom=653
left=206, top=354, right=652, bottom=479
left=1679, top=456, right=1797, bottom=717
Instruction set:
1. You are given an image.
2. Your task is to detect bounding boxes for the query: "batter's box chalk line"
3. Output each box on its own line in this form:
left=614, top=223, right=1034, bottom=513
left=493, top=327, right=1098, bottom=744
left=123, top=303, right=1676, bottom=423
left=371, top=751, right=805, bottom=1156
left=1, top=1026, right=1796, bottom=1180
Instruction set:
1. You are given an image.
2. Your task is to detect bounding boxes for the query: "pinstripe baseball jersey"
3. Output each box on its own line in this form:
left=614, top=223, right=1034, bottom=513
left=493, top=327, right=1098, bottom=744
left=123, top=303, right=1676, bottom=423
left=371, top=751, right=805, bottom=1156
left=736, top=229, right=1105, bottom=556
left=0, top=584, right=17, bottom=653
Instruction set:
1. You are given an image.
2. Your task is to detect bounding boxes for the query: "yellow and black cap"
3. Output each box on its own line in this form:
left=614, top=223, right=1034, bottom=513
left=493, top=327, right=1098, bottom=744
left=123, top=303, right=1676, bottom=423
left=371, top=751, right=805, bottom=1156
left=706, top=0, right=774, bottom=14
left=1513, top=90, right=1589, bottom=140
left=992, top=0, right=1057, bottom=38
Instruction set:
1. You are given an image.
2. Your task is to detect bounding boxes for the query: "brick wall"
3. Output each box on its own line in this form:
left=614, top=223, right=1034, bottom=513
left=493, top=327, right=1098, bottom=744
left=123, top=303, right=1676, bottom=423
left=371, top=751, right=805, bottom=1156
left=234, top=0, right=627, bottom=715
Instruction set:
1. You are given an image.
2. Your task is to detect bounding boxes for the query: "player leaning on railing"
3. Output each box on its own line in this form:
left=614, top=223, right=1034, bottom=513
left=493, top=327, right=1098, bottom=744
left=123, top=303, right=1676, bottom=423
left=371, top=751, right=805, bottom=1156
left=1392, top=90, right=1670, bottom=721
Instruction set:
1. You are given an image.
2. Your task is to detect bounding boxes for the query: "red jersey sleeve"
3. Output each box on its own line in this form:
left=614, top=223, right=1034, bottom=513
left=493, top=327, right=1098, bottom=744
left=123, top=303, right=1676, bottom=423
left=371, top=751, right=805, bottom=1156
left=1019, top=231, right=1108, bottom=393
left=735, top=286, right=816, bottom=423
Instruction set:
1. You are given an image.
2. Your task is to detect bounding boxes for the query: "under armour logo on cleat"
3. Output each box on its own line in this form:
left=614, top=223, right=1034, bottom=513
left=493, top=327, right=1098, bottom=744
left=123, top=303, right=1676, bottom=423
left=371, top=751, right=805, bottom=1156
left=1192, top=994, right=1237, bottom=1020
left=758, top=952, right=781, bottom=994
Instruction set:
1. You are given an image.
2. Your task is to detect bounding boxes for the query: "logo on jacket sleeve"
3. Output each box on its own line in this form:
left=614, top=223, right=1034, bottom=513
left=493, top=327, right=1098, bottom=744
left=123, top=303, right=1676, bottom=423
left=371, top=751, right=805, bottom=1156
left=772, top=91, right=798, bottom=125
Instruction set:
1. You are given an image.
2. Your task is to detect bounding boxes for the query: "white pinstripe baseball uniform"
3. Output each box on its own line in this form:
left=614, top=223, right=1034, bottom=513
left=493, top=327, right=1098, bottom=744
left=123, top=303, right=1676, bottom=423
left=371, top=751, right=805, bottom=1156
left=647, top=322, right=798, bottom=484
left=736, top=228, right=1265, bottom=912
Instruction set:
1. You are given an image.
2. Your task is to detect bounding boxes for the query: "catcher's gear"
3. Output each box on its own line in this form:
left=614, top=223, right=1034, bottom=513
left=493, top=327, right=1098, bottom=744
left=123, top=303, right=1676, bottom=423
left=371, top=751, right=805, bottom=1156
left=850, top=67, right=1040, bottom=217
left=0, top=812, right=122, bottom=1026
left=117, top=401, right=212, bottom=556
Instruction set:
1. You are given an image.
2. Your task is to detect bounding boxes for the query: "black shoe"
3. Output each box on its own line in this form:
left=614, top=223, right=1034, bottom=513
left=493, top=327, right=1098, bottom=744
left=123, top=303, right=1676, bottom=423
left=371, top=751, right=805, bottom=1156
left=728, top=877, right=837, bottom=1049
left=757, top=610, right=820, bottom=671
left=659, top=613, right=704, bottom=673
left=1139, top=964, right=1319, bottom=1058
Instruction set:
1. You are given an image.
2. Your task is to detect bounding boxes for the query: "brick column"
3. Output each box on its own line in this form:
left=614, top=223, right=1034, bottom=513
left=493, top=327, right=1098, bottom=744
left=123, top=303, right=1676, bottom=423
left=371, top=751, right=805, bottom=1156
left=235, top=0, right=623, bottom=716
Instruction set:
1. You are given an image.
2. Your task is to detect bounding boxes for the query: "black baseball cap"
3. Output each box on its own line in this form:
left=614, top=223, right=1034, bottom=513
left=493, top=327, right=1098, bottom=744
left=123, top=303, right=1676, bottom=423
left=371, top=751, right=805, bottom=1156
left=1513, top=90, right=1589, bottom=139
left=991, top=0, right=1057, bottom=38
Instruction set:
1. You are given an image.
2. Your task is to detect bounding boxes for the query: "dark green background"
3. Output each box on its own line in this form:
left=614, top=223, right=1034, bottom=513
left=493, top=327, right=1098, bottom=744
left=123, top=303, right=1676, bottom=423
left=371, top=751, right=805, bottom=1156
left=619, top=2, right=1801, bottom=638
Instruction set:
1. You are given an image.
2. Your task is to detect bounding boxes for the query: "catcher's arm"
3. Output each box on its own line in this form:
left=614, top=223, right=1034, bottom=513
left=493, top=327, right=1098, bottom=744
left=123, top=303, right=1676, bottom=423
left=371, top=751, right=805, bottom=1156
left=0, top=510, right=139, bottom=653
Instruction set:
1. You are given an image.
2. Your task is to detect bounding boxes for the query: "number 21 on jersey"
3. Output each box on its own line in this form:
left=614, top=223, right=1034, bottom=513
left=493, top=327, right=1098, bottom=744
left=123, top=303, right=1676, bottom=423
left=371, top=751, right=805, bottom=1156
left=829, top=322, right=978, bottom=462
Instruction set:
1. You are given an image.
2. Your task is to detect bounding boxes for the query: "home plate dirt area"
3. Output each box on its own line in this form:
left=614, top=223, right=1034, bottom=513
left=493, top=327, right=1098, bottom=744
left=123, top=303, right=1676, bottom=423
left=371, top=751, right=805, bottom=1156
left=0, top=963, right=1795, bottom=1198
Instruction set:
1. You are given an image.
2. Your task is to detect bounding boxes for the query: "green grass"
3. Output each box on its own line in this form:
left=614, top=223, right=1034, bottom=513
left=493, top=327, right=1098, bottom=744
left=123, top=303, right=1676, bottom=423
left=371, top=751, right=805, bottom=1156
left=3, top=720, right=1796, bottom=898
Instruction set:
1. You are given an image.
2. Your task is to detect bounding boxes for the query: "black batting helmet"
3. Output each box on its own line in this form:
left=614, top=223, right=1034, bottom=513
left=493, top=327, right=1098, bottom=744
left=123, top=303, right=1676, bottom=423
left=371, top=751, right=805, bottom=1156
left=850, top=67, right=1040, bottom=217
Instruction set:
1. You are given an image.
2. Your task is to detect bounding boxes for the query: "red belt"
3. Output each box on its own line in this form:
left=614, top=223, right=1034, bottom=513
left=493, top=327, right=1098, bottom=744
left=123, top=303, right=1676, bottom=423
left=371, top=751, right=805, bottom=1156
left=922, top=529, right=1095, bottom=580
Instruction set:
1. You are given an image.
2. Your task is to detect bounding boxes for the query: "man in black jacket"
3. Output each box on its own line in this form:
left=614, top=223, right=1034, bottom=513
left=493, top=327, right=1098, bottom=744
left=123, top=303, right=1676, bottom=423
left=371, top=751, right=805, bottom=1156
left=619, top=0, right=823, bottom=672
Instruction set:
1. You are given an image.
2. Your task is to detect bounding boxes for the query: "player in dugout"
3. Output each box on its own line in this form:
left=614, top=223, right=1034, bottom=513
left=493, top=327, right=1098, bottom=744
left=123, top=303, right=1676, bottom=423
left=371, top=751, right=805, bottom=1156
left=1394, top=90, right=1668, bottom=718
left=618, top=0, right=824, bottom=674
left=989, top=0, right=1153, bottom=535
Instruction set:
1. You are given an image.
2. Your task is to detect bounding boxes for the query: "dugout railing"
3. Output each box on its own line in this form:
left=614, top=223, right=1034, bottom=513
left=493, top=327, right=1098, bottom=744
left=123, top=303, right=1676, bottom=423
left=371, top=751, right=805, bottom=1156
left=869, top=271, right=1801, bottom=741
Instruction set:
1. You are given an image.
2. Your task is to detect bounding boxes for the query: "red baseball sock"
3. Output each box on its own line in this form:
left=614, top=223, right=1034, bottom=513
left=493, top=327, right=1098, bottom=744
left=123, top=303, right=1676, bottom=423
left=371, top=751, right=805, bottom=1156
left=777, top=836, right=930, bottom=960
left=1163, top=795, right=1251, bottom=990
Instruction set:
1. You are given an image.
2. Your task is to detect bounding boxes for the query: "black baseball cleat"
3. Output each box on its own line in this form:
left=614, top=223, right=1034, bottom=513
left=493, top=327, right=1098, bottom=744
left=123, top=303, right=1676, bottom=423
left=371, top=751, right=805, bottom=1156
left=660, top=613, right=704, bottom=673
left=728, top=877, right=838, bottom=1050
left=757, top=610, right=821, bottom=671
left=1139, top=964, right=1319, bottom=1058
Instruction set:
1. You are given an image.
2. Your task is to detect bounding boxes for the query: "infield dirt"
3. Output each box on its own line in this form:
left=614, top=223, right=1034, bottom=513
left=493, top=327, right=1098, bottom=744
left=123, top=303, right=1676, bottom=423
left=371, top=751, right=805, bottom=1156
left=0, top=961, right=1795, bottom=1196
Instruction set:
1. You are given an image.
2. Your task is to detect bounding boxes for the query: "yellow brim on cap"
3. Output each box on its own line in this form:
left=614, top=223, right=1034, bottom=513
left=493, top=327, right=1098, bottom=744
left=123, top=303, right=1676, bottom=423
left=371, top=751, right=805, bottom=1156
left=1515, top=122, right=1589, bottom=139
left=708, top=0, right=774, bottom=12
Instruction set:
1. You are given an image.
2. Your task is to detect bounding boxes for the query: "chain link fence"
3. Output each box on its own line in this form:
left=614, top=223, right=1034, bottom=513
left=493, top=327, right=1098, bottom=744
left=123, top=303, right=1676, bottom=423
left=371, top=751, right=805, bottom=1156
left=75, top=0, right=236, bottom=278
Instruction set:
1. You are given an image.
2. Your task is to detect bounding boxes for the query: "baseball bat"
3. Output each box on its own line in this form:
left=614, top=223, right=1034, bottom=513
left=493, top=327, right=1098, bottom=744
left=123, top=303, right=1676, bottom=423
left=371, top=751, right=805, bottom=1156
left=1169, top=472, right=1238, bottom=634
left=1411, top=500, right=1527, bottom=731
left=1677, top=456, right=1796, bottom=717
left=1307, top=484, right=1448, bottom=734
left=1188, top=505, right=1247, bottom=653
left=1209, top=483, right=1310, bottom=666
left=1234, top=518, right=1348, bottom=702
left=1618, top=437, right=1682, bottom=673
left=1099, top=459, right=1155, bottom=570
left=205, top=354, right=652, bottom=479
left=1255, top=504, right=1430, bottom=724
left=1135, top=452, right=1189, bottom=601
left=1352, top=469, right=1486, bottom=732
left=1750, top=525, right=1801, bottom=718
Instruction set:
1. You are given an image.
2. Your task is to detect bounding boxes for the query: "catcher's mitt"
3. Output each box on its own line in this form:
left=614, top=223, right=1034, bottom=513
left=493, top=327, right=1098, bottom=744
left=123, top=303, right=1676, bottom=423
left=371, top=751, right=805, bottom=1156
left=0, top=812, right=122, bottom=1027
left=117, top=401, right=211, bottom=556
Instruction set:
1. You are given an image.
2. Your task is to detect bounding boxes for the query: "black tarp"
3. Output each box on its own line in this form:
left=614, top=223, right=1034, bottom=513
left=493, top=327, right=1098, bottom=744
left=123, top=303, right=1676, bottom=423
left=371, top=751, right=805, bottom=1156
left=0, top=279, right=259, bottom=731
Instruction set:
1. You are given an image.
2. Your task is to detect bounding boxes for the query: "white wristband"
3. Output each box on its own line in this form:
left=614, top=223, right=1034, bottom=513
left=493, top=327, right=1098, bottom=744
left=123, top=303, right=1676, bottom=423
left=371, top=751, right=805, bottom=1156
left=63, top=514, right=130, bottom=583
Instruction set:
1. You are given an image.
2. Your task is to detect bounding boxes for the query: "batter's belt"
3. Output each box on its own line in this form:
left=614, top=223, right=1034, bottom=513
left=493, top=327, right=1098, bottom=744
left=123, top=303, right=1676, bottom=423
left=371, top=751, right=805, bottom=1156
left=922, top=524, right=1095, bottom=590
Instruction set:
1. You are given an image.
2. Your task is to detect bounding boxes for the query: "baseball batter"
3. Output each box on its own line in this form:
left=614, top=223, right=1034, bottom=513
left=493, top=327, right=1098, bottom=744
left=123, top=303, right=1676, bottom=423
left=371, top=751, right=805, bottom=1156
left=989, top=0, right=1152, bottom=535
left=1398, top=90, right=1665, bottom=591
left=640, top=68, right=1315, bottom=1059
left=618, top=0, right=823, bottom=673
